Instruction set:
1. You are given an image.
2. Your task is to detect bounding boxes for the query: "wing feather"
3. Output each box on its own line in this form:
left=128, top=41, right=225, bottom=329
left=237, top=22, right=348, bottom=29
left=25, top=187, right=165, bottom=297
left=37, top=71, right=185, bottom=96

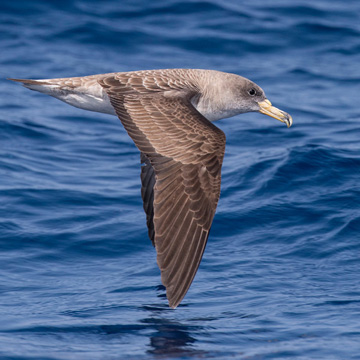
left=99, top=72, right=226, bottom=308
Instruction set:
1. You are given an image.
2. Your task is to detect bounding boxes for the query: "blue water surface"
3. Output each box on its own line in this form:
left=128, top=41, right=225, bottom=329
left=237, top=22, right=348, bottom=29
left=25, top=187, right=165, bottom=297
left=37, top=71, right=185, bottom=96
left=1, top=0, right=360, bottom=359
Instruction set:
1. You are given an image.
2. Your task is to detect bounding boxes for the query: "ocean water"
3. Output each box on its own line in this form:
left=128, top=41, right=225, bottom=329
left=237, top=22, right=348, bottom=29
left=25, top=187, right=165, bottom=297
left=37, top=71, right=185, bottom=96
left=1, top=0, right=360, bottom=359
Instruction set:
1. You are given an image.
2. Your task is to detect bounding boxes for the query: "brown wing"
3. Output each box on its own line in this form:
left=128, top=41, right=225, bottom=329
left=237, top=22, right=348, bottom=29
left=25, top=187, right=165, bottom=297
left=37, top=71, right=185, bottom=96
left=140, top=152, right=156, bottom=245
left=99, top=73, right=226, bottom=308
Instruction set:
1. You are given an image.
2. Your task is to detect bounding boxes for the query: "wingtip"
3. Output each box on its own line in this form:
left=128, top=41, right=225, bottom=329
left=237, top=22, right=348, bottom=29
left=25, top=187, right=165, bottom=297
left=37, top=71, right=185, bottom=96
left=167, top=290, right=186, bottom=309
left=166, top=289, right=180, bottom=309
left=169, top=302, right=178, bottom=309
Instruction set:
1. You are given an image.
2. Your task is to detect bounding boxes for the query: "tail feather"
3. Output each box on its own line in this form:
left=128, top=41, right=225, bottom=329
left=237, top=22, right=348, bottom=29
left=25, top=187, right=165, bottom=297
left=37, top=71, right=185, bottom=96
left=8, top=78, right=50, bottom=85
left=8, top=78, right=56, bottom=90
left=8, top=76, right=115, bottom=115
left=8, top=78, right=61, bottom=94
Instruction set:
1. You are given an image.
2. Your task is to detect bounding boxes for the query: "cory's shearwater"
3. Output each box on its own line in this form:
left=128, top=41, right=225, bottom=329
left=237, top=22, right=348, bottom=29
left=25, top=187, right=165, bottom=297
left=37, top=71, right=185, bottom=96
left=9, top=69, right=292, bottom=308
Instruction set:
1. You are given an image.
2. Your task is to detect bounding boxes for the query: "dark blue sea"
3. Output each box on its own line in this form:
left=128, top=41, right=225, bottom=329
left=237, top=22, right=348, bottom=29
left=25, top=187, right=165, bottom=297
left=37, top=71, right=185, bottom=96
left=1, top=0, right=360, bottom=359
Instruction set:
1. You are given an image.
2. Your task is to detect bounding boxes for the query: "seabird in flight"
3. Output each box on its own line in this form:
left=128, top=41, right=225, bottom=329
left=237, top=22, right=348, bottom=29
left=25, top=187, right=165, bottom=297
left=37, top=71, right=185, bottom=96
left=9, top=69, right=292, bottom=308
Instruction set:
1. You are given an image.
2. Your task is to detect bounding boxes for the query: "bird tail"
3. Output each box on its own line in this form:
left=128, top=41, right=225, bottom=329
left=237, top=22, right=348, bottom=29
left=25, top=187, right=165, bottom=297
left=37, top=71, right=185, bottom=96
left=7, top=78, right=60, bottom=94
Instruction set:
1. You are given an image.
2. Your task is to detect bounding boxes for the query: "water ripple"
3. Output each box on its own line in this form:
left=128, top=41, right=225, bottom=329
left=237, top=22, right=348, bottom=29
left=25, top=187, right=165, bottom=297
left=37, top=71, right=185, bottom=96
left=1, top=0, right=360, bottom=359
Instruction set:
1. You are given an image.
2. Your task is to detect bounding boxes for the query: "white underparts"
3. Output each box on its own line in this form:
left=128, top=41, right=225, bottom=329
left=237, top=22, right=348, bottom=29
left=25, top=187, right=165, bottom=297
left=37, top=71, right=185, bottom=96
left=24, top=81, right=116, bottom=116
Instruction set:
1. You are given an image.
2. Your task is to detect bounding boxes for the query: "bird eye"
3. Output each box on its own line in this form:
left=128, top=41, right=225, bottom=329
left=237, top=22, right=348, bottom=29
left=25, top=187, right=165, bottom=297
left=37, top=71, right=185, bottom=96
left=248, top=88, right=256, bottom=96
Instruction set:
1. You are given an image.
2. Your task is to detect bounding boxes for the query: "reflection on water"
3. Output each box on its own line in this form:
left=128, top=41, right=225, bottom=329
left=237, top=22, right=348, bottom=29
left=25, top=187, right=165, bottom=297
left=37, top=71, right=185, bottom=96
left=141, top=287, right=206, bottom=358
left=143, top=316, right=205, bottom=358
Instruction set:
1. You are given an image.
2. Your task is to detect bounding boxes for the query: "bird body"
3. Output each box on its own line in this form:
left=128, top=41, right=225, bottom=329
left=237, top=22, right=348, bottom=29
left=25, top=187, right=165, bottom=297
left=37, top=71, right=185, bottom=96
left=9, top=69, right=292, bottom=308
